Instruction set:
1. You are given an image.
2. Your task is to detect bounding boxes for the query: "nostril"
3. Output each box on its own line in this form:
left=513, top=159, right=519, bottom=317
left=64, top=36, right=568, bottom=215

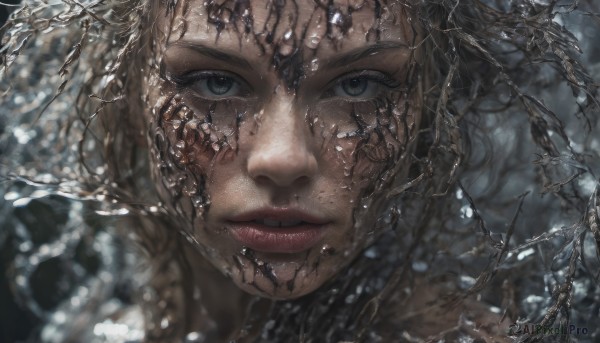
left=247, top=151, right=317, bottom=187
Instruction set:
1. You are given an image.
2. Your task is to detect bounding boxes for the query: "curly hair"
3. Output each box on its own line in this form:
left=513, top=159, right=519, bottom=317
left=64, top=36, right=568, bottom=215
left=1, top=0, right=599, bottom=342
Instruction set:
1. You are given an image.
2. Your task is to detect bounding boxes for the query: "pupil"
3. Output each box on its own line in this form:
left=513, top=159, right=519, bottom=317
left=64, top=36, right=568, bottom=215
left=343, top=78, right=367, bottom=96
left=207, top=76, right=233, bottom=95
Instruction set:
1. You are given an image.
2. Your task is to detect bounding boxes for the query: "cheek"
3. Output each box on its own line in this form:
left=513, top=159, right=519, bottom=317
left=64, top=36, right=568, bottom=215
left=147, top=92, right=223, bottom=222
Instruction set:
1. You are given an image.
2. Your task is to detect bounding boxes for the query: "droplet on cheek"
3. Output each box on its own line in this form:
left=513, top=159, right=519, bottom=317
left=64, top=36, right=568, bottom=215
left=310, top=58, right=319, bottom=72
left=348, top=0, right=366, bottom=10
left=320, top=244, right=336, bottom=256
left=306, top=35, right=321, bottom=49
left=278, top=30, right=295, bottom=56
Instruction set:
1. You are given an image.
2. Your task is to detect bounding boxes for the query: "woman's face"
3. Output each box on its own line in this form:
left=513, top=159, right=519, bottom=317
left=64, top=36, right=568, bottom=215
left=144, top=0, right=422, bottom=299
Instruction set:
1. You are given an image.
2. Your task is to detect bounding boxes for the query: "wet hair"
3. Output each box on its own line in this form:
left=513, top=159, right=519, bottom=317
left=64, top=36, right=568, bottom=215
left=1, top=0, right=600, bottom=342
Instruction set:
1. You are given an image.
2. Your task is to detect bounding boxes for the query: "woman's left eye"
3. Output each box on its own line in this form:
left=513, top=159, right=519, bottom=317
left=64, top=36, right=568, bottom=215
left=327, top=72, right=398, bottom=99
left=337, top=78, right=370, bottom=97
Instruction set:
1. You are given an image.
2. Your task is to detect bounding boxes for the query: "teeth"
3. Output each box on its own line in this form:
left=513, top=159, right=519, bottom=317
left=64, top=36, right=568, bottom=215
left=257, top=219, right=303, bottom=227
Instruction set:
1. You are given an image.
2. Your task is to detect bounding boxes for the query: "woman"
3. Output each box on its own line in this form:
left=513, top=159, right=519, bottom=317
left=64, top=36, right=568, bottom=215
left=1, top=0, right=599, bottom=342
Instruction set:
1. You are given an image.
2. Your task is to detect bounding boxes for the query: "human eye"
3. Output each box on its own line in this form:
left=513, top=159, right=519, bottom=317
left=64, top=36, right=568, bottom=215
left=324, top=71, right=401, bottom=100
left=168, top=71, right=249, bottom=99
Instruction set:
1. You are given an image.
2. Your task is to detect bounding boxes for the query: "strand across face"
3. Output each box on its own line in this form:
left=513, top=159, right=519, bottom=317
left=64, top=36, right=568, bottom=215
left=144, top=0, right=422, bottom=299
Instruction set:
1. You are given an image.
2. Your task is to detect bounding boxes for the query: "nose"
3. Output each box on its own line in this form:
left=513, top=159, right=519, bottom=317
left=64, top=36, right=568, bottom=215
left=246, top=98, right=318, bottom=187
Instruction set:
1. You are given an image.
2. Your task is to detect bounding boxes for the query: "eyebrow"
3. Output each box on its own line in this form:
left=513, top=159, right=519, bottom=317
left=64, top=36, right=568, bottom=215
left=166, top=41, right=254, bottom=70
left=166, top=40, right=410, bottom=74
left=322, top=41, right=411, bottom=69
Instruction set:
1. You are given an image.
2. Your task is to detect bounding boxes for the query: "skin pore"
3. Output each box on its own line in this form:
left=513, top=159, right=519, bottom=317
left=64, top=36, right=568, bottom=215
left=143, top=0, right=422, bottom=307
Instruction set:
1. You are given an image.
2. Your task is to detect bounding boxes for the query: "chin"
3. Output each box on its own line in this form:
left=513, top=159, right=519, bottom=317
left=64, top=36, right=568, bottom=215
left=229, top=258, right=330, bottom=300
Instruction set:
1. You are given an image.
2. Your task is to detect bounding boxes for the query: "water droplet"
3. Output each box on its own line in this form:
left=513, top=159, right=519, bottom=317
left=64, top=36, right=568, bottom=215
left=459, top=205, right=473, bottom=218
left=19, top=241, right=32, bottom=252
left=278, top=43, right=294, bottom=56
left=185, top=331, right=204, bottom=342
left=310, top=58, right=319, bottom=72
left=330, top=11, right=342, bottom=25
left=265, top=319, right=276, bottom=330
left=411, top=260, right=428, bottom=272
left=320, top=244, right=335, bottom=256
left=459, top=275, right=476, bottom=290
left=364, top=247, right=379, bottom=258
left=345, top=294, right=356, bottom=304
left=16, top=275, right=26, bottom=287
left=305, top=34, right=321, bottom=49
left=348, top=0, right=365, bottom=9
left=13, top=197, right=31, bottom=207
left=517, top=248, right=535, bottom=260
left=160, top=317, right=169, bottom=329
left=456, top=188, right=463, bottom=199
left=3, top=191, right=19, bottom=201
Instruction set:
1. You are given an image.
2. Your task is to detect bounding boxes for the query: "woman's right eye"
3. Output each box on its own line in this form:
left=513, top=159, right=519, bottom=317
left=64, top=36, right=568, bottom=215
left=169, top=71, right=247, bottom=99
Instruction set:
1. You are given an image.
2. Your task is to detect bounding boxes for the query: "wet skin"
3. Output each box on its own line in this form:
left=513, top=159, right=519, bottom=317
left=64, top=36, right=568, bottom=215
left=144, top=0, right=422, bottom=299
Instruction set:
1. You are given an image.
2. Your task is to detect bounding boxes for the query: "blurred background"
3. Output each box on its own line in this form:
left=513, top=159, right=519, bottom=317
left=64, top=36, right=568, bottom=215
left=2, top=3, right=41, bottom=343
left=1, top=0, right=20, bottom=27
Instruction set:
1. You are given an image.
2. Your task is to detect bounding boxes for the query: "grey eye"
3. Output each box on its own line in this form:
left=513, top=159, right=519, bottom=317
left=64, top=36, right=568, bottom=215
left=329, top=73, right=388, bottom=99
left=339, top=78, right=369, bottom=96
left=206, top=76, right=235, bottom=95
left=170, top=71, right=246, bottom=98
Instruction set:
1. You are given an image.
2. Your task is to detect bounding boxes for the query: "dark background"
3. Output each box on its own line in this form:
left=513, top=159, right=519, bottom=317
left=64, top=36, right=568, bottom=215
left=2, top=3, right=41, bottom=342
left=1, top=0, right=20, bottom=27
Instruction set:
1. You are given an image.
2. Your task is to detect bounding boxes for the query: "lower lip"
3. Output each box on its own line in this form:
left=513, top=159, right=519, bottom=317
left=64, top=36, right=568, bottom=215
left=228, top=222, right=325, bottom=254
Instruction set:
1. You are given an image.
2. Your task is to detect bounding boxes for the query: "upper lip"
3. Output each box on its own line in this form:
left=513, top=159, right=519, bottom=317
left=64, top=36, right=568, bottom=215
left=228, top=207, right=329, bottom=225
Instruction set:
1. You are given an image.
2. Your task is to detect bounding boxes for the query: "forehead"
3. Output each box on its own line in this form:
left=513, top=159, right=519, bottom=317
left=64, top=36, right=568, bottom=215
left=161, top=0, right=416, bottom=51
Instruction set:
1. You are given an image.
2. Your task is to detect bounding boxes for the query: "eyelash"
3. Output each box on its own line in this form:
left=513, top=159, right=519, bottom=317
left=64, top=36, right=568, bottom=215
left=168, top=70, right=400, bottom=100
left=168, top=71, right=249, bottom=99
left=324, top=71, right=401, bottom=100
